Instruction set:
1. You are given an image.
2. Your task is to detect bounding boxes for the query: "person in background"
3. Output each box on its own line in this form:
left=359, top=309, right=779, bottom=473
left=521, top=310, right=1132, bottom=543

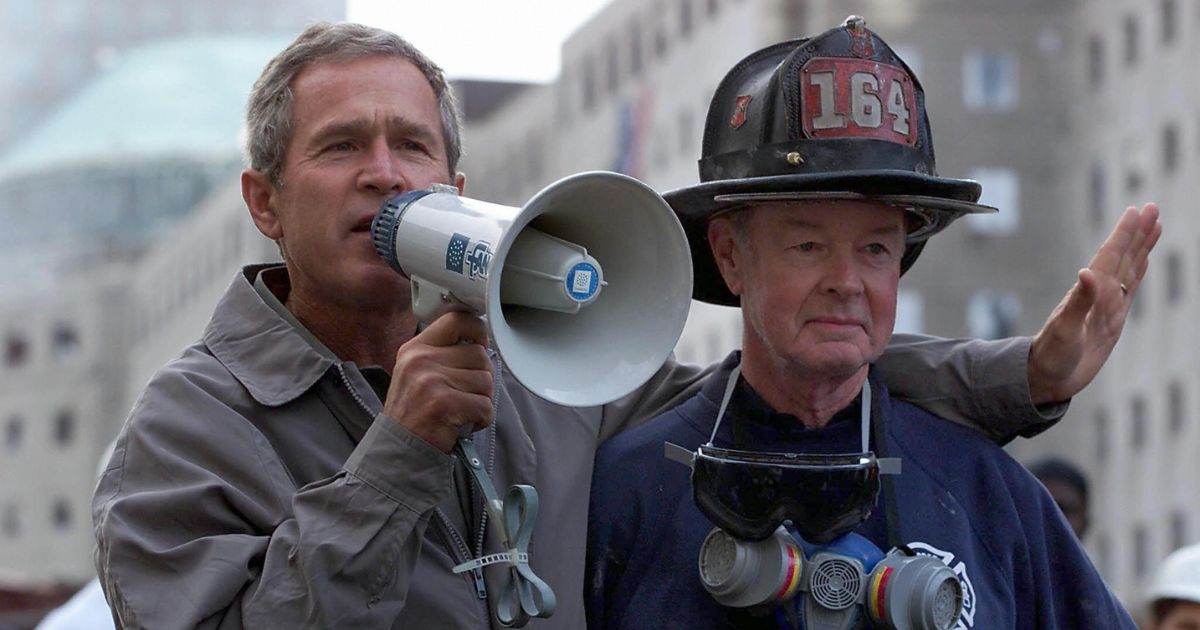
left=1028, top=456, right=1090, bottom=540
left=1145, top=544, right=1200, bottom=630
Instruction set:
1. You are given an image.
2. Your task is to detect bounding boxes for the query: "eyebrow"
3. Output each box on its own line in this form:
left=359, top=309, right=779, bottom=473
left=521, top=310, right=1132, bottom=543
left=307, top=115, right=441, bottom=149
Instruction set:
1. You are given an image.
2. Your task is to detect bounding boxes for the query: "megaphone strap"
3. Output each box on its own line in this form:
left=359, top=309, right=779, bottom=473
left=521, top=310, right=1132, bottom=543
left=454, top=438, right=557, bottom=627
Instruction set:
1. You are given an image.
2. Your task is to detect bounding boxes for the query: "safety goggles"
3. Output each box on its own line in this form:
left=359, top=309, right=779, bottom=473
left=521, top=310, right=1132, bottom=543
left=692, top=445, right=880, bottom=543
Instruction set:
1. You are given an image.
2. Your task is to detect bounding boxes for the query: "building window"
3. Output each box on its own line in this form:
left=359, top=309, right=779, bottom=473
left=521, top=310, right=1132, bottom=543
left=630, top=21, right=643, bottom=76
left=606, top=38, right=620, bottom=94
left=1134, top=525, right=1150, bottom=577
left=1168, top=380, right=1185, bottom=434
left=655, top=21, right=669, bottom=58
left=50, top=323, right=80, bottom=362
left=680, top=0, right=694, bottom=38
left=1089, top=162, right=1107, bottom=230
left=1132, top=395, right=1148, bottom=449
left=1095, top=409, right=1109, bottom=462
left=5, top=415, right=22, bottom=452
left=965, top=168, right=1020, bottom=236
left=1167, top=250, right=1184, bottom=304
left=967, top=290, right=1021, bottom=340
left=1163, top=122, right=1181, bottom=173
left=52, top=499, right=71, bottom=530
left=1171, top=511, right=1188, bottom=551
left=54, top=410, right=75, bottom=447
left=678, top=107, right=694, bottom=154
left=2, top=505, right=17, bottom=538
left=4, top=334, right=29, bottom=367
left=581, top=56, right=597, bottom=112
left=1131, top=279, right=1147, bottom=320
left=1088, top=36, right=1105, bottom=88
left=1124, top=15, right=1140, bottom=65
left=962, top=49, right=1018, bottom=111
left=1125, top=166, right=1145, bottom=195
left=1162, top=0, right=1178, bottom=44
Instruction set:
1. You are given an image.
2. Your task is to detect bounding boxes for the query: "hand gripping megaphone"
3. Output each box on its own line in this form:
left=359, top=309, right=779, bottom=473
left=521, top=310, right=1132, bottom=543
left=371, top=171, right=692, bottom=626
left=370, top=170, right=693, bottom=407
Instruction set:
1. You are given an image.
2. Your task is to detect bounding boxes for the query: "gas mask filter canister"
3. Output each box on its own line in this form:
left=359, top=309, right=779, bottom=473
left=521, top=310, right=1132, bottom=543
left=697, top=526, right=963, bottom=629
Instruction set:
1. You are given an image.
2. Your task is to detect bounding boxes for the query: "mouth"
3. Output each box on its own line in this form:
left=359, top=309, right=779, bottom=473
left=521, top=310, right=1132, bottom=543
left=809, top=317, right=861, bottom=326
left=352, top=216, right=376, bottom=234
left=806, top=318, right=865, bottom=332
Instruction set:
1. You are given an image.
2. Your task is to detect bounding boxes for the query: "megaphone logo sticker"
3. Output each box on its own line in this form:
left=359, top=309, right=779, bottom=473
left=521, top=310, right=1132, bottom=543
left=446, top=233, right=493, bottom=280
left=567, top=262, right=600, bottom=302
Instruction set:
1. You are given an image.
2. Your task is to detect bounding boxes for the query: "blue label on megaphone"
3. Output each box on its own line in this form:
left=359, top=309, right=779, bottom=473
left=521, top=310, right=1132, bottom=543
left=566, top=263, right=600, bottom=302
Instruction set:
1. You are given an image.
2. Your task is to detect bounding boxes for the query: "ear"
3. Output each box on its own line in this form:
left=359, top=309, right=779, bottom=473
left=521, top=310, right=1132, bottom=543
left=707, top=217, right=745, bottom=297
left=453, top=171, right=466, bottom=195
left=242, top=169, right=283, bottom=240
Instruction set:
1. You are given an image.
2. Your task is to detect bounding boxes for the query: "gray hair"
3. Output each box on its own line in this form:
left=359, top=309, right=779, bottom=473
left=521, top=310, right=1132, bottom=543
left=245, top=22, right=463, bottom=185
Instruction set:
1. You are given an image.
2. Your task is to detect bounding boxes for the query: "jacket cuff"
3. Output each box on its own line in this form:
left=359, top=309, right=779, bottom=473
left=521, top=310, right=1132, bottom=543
left=972, top=336, right=1069, bottom=438
left=343, top=412, right=455, bottom=514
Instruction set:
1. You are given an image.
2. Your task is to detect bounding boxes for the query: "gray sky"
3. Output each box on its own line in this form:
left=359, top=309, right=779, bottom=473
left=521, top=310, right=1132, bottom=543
left=347, top=0, right=611, bottom=82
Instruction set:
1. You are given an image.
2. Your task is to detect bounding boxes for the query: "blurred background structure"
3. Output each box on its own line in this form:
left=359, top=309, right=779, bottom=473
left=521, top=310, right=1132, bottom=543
left=0, top=0, right=1193, bottom=625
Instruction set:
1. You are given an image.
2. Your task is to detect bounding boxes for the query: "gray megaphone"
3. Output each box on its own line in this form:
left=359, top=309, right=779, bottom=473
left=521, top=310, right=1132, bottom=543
left=371, top=171, right=693, bottom=407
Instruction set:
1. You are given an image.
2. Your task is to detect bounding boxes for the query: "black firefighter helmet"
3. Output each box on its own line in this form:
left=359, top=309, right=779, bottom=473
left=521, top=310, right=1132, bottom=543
left=664, top=15, right=997, bottom=306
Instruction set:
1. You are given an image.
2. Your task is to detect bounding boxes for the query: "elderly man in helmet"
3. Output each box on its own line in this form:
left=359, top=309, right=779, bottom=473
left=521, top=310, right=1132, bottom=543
left=587, top=18, right=1141, bottom=629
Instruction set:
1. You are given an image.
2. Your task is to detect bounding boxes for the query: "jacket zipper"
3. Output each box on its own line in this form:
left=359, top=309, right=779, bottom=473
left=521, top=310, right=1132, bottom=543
left=334, top=362, right=491, bottom=618
left=435, top=507, right=489, bottom=600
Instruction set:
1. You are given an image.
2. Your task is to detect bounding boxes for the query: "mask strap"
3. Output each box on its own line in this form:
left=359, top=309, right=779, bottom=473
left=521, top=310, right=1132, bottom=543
left=860, top=379, right=871, bottom=453
left=706, top=364, right=742, bottom=446
left=866, top=373, right=904, bottom=549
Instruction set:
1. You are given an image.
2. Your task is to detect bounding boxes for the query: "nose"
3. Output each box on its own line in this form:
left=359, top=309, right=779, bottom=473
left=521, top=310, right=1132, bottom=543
left=819, top=248, right=864, bottom=298
left=357, top=141, right=406, bottom=195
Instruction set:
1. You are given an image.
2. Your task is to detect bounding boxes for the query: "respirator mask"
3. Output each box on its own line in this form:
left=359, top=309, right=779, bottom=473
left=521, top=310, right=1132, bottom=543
left=667, top=367, right=962, bottom=629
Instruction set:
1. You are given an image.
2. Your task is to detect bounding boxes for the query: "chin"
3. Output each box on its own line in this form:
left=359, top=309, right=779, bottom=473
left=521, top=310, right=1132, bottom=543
left=790, top=345, right=872, bottom=377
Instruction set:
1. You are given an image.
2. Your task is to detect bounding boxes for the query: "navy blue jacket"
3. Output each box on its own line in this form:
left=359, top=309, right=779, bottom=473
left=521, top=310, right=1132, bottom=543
left=586, top=354, right=1134, bottom=629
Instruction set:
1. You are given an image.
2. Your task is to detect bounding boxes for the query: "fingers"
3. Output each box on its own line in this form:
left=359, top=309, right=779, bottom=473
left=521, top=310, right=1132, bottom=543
left=1123, top=204, right=1161, bottom=296
left=384, top=312, right=495, bottom=452
left=1049, top=270, right=1098, bottom=340
left=1087, top=206, right=1140, bottom=276
left=419, top=311, right=491, bottom=349
left=1090, top=202, right=1162, bottom=300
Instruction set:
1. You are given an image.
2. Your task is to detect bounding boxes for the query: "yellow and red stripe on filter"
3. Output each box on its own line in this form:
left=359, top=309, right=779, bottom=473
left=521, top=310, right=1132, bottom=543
left=773, top=541, right=805, bottom=601
left=868, top=564, right=895, bottom=624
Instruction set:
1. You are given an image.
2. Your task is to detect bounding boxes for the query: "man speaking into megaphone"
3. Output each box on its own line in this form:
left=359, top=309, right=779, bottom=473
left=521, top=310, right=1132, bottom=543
left=93, top=22, right=1156, bottom=630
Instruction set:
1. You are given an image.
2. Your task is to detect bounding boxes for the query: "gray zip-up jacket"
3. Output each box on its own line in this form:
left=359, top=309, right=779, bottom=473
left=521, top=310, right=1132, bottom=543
left=93, top=265, right=1058, bottom=629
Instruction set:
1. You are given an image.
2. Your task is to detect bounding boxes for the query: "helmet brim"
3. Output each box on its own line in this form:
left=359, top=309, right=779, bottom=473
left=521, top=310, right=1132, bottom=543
left=663, top=170, right=996, bottom=306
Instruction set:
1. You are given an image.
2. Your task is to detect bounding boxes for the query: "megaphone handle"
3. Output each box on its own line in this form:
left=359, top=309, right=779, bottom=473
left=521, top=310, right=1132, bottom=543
left=455, top=435, right=509, bottom=543
left=410, top=275, right=471, bottom=323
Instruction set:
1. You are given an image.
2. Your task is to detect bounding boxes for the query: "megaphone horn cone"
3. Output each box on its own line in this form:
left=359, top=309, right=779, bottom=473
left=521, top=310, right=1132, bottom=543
left=374, top=171, right=693, bottom=408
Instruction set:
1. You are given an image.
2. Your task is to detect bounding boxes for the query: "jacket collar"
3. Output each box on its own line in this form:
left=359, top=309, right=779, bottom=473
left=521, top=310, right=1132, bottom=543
left=203, top=264, right=335, bottom=407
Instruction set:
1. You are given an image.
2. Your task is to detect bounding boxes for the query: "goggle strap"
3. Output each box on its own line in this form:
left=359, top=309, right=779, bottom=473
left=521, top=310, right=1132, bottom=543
left=706, top=364, right=743, bottom=446
left=878, top=457, right=902, bottom=475
left=860, top=380, right=871, bottom=453
left=664, top=441, right=696, bottom=469
left=709, top=365, right=875, bottom=451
